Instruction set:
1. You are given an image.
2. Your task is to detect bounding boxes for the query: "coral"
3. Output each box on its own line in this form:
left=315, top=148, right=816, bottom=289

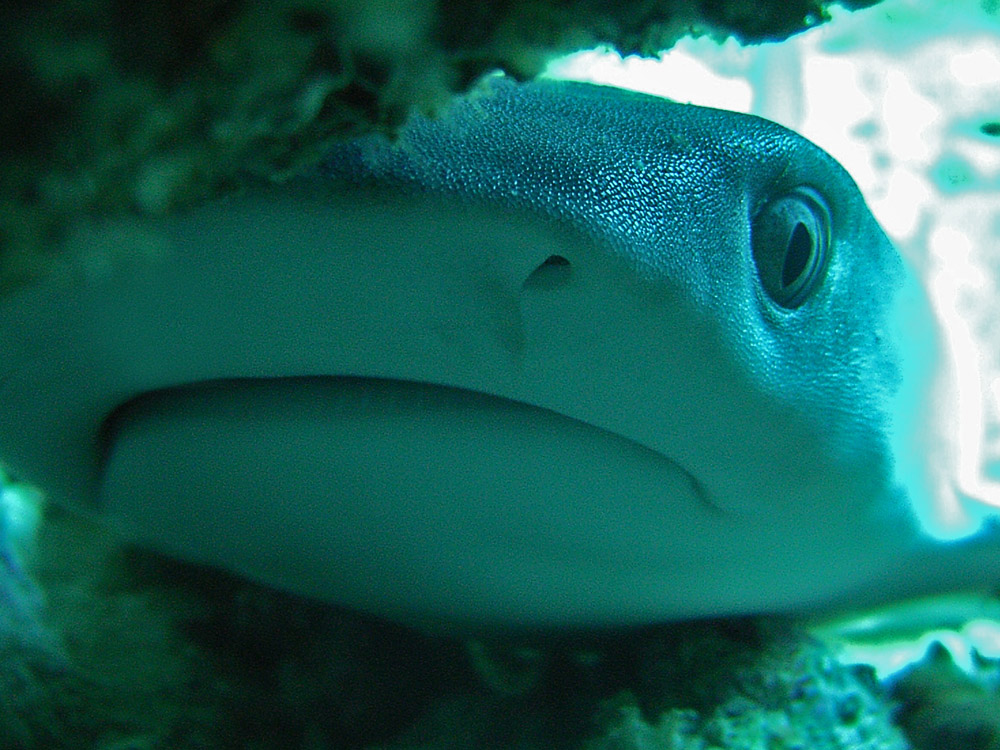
left=890, top=642, right=1000, bottom=750
left=2, top=507, right=225, bottom=750
left=585, top=621, right=911, bottom=750
left=373, top=620, right=914, bottom=749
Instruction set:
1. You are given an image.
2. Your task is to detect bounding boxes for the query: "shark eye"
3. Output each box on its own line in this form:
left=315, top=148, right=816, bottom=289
left=751, top=186, right=831, bottom=309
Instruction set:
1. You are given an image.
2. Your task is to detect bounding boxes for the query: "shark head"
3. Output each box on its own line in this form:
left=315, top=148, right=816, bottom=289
left=0, top=76, right=993, bottom=628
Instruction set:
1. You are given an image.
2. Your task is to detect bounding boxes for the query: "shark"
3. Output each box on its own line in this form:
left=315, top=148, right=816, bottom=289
left=1, top=75, right=997, bottom=630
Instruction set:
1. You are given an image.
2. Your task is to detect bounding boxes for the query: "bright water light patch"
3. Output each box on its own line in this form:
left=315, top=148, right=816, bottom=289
left=810, top=592, right=1000, bottom=680
left=833, top=624, right=1000, bottom=681
left=545, top=41, right=753, bottom=112
left=950, top=43, right=1000, bottom=86
left=546, top=0, right=1000, bottom=542
left=0, top=467, right=44, bottom=561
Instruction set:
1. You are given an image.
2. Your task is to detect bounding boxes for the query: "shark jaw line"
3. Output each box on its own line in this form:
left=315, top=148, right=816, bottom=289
left=98, top=374, right=716, bottom=516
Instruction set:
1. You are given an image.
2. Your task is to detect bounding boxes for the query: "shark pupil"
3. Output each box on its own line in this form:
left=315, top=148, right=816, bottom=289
left=752, top=186, right=831, bottom=310
left=782, top=222, right=813, bottom=289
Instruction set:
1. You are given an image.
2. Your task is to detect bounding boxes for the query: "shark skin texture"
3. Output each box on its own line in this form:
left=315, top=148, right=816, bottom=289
left=1, top=75, right=997, bottom=630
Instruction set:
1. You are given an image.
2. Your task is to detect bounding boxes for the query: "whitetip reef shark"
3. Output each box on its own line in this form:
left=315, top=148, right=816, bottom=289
left=1, top=75, right=999, bottom=630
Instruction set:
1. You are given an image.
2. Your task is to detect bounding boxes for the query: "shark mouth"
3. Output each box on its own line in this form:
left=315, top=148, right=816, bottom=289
left=99, top=374, right=714, bottom=514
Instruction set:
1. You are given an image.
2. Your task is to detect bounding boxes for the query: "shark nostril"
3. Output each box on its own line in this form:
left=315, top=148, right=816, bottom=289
left=522, top=255, right=572, bottom=291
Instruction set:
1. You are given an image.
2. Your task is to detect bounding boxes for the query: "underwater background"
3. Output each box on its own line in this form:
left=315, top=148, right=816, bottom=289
left=3, top=0, right=1000, bottom=747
